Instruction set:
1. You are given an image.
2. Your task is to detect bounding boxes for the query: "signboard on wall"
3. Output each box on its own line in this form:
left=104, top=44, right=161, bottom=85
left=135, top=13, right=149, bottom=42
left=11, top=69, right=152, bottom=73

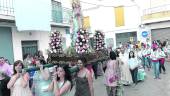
left=142, top=31, right=148, bottom=38
left=139, top=26, right=151, bottom=45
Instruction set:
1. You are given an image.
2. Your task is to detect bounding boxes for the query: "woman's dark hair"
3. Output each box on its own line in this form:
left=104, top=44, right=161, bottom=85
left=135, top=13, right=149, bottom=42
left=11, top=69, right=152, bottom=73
left=162, top=41, right=167, bottom=47
left=0, top=57, right=4, bottom=59
left=13, top=60, right=24, bottom=75
left=5, top=59, right=11, bottom=65
left=115, top=49, right=120, bottom=57
left=35, top=51, right=46, bottom=65
left=110, top=51, right=116, bottom=60
left=77, top=56, right=87, bottom=66
left=129, top=51, right=135, bottom=58
left=37, top=50, right=44, bottom=57
left=36, top=50, right=41, bottom=57
left=152, top=40, right=155, bottom=44
left=153, top=48, right=157, bottom=51
left=56, top=65, right=73, bottom=90
left=23, top=53, right=30, bottom=60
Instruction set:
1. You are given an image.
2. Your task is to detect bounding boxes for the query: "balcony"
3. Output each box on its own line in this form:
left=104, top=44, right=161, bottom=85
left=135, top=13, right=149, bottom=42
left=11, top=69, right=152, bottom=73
left=142, top=4, right=170, bottom=24
left=0, top=0, right=15, bottom=21
left=51, top=7, right=72, bottom=28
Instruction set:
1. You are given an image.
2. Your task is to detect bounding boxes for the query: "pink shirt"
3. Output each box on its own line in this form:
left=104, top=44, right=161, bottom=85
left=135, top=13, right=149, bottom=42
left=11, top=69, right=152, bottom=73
left=0, top=63, right=13, bottom=77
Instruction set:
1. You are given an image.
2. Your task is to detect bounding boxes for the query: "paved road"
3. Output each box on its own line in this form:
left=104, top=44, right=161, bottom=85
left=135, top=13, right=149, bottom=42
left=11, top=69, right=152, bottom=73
left=70, top=62, right=170, bottom=96
left=124, top=62, right=170, bottom=96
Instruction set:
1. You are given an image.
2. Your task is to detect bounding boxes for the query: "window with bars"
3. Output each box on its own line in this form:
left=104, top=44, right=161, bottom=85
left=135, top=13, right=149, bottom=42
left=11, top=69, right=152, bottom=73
left=116, top=32, right=137, bottom=45
left=22, top=41, right=38, bottom=59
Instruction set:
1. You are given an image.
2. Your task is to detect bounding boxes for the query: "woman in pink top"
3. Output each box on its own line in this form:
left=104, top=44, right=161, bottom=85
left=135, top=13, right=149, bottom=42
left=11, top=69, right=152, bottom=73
left=104, top=51, right=118, bottom=96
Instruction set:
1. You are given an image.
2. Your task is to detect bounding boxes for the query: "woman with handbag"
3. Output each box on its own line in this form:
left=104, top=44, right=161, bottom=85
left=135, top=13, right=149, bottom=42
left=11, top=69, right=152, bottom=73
left=104, top=51, right=118, bottom=96
left=128, top=51, right=139, bottom=85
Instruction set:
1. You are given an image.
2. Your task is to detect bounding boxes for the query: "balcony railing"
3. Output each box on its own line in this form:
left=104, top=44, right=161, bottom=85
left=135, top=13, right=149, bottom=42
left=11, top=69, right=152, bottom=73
left=143, top=4, right=170, bottom=15
left=0, top=0, right=14, bottom=16
left=142, top=4, right=170, bottom=22
left=52, top=7, right=72, bottom=25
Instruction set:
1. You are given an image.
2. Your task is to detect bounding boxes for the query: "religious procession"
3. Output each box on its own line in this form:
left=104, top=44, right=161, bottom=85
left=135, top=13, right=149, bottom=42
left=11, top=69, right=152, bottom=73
left=1, top=0, right=170, bottom=96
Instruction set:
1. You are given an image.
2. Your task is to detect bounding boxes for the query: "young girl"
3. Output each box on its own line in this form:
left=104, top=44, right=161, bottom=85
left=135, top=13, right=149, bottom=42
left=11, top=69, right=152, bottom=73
left=104, top=51, right=118, bottom=96
left=128, top=51, right=139, bottom=85
left=44, top=65, right=72, bottom=96
left=7, top=60, right=32, bottom=96
left=150, top=48, right=160, bottom=79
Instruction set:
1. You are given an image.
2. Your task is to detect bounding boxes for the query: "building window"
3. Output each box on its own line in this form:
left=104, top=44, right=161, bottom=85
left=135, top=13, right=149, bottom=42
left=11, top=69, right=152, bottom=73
left=65, top=28, right=70, bottom=34
left=21, top=40, right=38, bottom=60
left=116, top=32, right=137, bottom=45
left=52, top=0, right=63, bottom=23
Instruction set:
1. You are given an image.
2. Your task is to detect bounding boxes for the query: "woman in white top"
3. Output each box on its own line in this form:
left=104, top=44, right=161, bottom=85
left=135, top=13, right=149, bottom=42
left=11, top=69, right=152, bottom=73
left=7, top=60, right=32, bottom=96
left=44, top=65, right=72, bottom=96
left=150, top=48, right=160, bottom=79
left=128, top=51, right=139, bottom=85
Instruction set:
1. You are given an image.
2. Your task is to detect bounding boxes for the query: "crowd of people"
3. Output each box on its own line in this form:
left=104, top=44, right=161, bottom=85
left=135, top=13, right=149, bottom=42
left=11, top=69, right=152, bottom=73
left=103, top=39, right=170, bottom=96
left=0, top=39, right=170, bottom=96
left=0, top=51, right=94, bottom=96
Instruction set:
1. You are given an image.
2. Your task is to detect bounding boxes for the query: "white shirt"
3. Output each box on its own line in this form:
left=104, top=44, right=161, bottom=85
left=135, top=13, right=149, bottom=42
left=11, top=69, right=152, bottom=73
left=142, top=48, right=151, bottom=56
left=159, top=51, right=166, bottom=58
left=128, top=58, right=138, bottom=70
left=150, top=50, right=159, bottom=60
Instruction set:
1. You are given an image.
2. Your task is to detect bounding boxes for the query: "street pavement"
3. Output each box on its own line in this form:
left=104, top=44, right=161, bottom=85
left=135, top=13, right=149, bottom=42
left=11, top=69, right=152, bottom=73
left=70, top=62, right=170, bottom=96
left=124, top=61, right=170, bottom=96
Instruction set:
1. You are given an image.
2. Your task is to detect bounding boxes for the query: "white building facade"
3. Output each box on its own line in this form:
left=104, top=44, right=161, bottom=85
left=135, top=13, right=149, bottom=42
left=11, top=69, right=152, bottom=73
left=0, top=0, right=72, bottom=63
left=1, top=0, right=170, bottom=63
left=142, top=0, right=170, bottom=42
left=81, top=0, right=170, bottom=48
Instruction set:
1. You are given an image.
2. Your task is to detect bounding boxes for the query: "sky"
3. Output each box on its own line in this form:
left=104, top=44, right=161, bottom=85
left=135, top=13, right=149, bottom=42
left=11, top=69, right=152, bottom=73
left=13, top=0, right=51, bottom=31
